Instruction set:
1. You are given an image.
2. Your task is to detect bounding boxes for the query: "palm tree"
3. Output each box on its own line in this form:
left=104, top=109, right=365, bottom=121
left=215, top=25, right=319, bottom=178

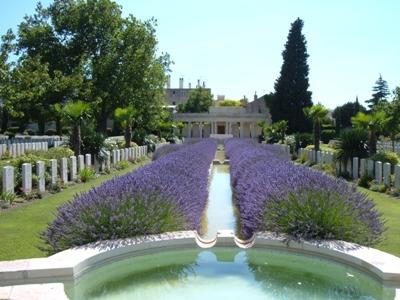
left=304, top=103, right=329, bottom=152
left=62, top=101, right=90, bottom=156
left=114, top=106, right=135, bottom=148
left=274, top=120, right=288, bottom=143
left=351, top=111, right=388, bottom=155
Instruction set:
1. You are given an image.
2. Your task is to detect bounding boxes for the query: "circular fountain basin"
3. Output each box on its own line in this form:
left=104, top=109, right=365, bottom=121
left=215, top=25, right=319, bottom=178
left=66, top=247, right=396, bottom=300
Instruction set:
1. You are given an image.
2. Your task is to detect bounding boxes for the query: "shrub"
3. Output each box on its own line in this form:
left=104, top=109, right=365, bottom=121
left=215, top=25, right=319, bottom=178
left=79, top=168, right=96, bottom=182
left=336, top=128, right=368, bottom=163
left=321, top=129, right=336, bottom=143
left=23, top=129, right=35, bottom=136
left=295, top=132, right=313, bottom=149
left=225, top=139, right=384, bottom=245
left=45, top=129, right=57, bottom=136
left=1, top=191, right=16, bottom=205
left=115, top=161, right=129, bottom=170
left=358, top=173, right=372, bottom=188
left=263, top=189, right=379, bottom=244
left=370, top=151, right=399, bottom=171
left=41, top=139, right=217, bottom=254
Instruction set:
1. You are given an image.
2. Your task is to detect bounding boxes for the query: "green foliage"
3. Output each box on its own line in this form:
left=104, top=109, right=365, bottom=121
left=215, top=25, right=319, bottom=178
left=218, top=100, right=242, bottom=107
left=27, top=147, right=74, bottom=161
left=352, top=111, right=389, bottom=155
left=80, top=122, right=106, bottom=156
left=321, top=129, right=336, bottom=143
left=79, top=168, right=96, bottom=183
left=336, top=128, right=368, bottom=163
left=178, top=87, right=213, bottom=113
left=114, top=107, right=135, bottom=128
left=115, top=161, right=130, bottom=170
left=295, top=132, right=313, bottom=149
left=370, top=151, right=399, bottom=169
left=366, top=74, right=390, bottom=109
left=332, top=99, right=366, bottom=133
left=1, top=191, right=16, bottom=205
left=271, top=18, right=313, bottom=133
left=358, top=174, right=373, bottom=188
left=263, top=189, right=381, bottom=245
left=304, top=103, right=329, bottom=151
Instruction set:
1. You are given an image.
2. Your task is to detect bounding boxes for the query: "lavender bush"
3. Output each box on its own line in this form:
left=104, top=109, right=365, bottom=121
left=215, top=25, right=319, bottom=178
left=225, top=139, right=384, bottom=245
left=42, top=139, right=216, bottom=254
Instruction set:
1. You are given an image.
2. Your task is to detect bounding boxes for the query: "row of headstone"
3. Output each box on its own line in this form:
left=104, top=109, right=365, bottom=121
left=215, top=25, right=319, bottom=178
left=2, top=146, right=149, bottom=195
left=377, top=141, right=400, bottom=154
left=53, top=141, right=64, bottom=148
left=0, top=136, right=61, bottom=145
left=0, top=142, right=49, bottom=159
left=299, top=147, right=400, bottom=189
left=351, top=158, right=400, bottom=188
left=298, top=148, right=334, bottom=165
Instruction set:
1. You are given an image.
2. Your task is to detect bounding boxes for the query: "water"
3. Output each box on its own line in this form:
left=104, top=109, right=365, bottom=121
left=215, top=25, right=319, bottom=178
left=66, top=248, right=396, bottom=300
left=202, top=164, right=236, bottom=239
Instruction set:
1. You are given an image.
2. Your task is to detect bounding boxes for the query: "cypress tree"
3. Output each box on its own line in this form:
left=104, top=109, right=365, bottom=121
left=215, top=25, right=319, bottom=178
left=271, top=18, right=313, bottom=133
left=366, top=74, right=390, bottom=110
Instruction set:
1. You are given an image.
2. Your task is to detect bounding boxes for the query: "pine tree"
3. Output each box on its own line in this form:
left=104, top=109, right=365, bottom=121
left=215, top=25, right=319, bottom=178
left=271, top=18, right=313, bottom=133
left=366, top=74, right=390, bottom=109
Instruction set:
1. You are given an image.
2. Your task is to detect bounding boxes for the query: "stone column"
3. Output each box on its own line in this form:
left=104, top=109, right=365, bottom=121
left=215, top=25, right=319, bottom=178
left=36, top=161, right=45, bottom=193
left=22, top=163, right=32, bottom=194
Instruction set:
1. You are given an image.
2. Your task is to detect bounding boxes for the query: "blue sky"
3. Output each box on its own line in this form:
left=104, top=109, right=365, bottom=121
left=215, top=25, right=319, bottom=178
left=1, top=0, right=399, bottom=108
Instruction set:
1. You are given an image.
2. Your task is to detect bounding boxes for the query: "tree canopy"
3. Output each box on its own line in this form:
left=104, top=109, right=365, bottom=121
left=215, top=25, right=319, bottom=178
left=270, top=18, right=313, bottom=133
left=366, top=74, right=390, bottom=110
left=0, top=0, right=170, bottom=142
left=177, top=87, right=213, bottom=113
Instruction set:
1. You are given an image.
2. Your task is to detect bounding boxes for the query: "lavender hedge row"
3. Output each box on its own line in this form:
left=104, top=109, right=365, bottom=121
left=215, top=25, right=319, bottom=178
left=42, top=139, right=216, bottom=254
left=225, top=139, right=384, bottom=245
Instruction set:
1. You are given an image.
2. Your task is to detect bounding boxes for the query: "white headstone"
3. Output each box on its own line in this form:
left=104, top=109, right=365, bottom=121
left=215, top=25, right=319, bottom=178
left=383, top=162, right=391, bottom=187
left=85, top=154, right=91, bottom=168
left=352, top=157, right=359, bottom=179
left=125, top=148, right=129, bottom=161
left=2, top=166, right=14, bottom=194
left=367, top=159, right=374, bottom=177
left=106, top=151, right=111, bottom=171
left=22, top=163, right=32, bottom=194
left=50, top=159, right=57, bottom=186
left=375, top=161, right=383, bottom=184
left=78, top=155, right=85, bottom=172
left=112, top=150, right=117, bottom=165
left=395, top=165, right=400, bottom=189
left=120, top=149, right=125, bottom=161
left=36, top=161, right=45, bottom=193
left=70, top=156, right=77, bottom=181
left=60, top=157, right=68, bottom=184
left=360, top=158, right=366, bottom=177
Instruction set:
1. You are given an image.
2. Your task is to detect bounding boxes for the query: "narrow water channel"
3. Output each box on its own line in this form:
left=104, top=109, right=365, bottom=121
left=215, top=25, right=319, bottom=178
left=202, top=151, right=237, bottom=239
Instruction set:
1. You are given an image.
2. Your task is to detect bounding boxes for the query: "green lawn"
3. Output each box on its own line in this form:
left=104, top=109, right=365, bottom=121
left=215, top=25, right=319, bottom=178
left=358, top=187, right=400, bottom=257
left=0, top=160, right=149, bottom=261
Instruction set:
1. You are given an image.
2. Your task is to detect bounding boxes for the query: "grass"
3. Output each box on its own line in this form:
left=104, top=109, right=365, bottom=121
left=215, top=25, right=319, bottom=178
left=0, top=159, right=149, bottom=261
left=306, top=143, right=337, bottom=153
left=358, top=187, right=400, bottom=258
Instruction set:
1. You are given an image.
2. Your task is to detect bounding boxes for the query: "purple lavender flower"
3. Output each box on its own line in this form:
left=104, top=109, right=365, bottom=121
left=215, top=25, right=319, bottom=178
left=225, top=139, right=384, bottom=244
